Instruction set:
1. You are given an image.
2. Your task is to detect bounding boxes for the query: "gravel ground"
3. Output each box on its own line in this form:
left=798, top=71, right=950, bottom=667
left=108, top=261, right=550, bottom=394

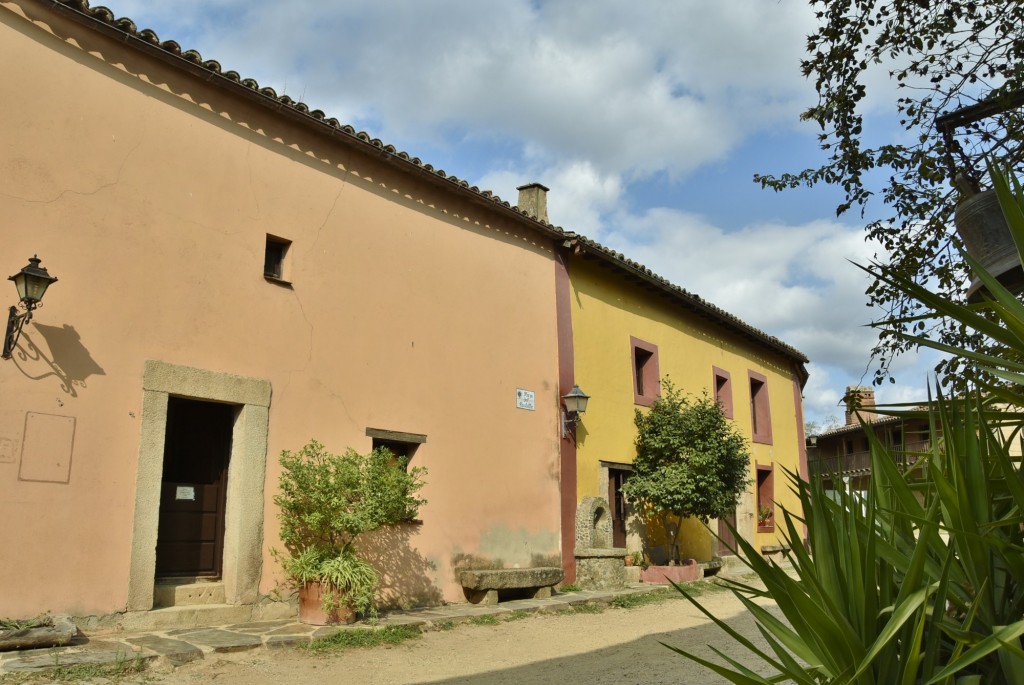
left=141, top=583, right=779, bottom=685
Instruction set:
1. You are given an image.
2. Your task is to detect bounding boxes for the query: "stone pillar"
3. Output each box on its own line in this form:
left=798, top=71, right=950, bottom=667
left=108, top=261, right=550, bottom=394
left=573, top=496, right=627, bottom=589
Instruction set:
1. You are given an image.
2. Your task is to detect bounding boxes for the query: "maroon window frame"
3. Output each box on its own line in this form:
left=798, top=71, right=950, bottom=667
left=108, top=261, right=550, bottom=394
left=756, top=462, right=775, bottom=532
left=631, top=337, right=660, bottom=406
left=713, top=367, right=733, bottom=419
left=748, top=370, right=773, bottom=445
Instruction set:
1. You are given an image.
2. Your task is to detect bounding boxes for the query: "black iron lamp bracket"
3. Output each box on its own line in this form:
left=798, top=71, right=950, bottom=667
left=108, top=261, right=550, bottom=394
left=2, top=304, right=34, bottom=359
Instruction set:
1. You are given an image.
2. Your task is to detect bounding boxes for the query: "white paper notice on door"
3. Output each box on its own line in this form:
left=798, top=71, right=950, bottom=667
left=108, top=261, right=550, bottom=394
left=175, top=486, right=196, bottom=501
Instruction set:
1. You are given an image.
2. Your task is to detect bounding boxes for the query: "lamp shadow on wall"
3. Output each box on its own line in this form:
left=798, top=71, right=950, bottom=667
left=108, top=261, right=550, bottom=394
left=361, top=524, right=443, bottom=610
left=12, top=323, right=105, bottom=397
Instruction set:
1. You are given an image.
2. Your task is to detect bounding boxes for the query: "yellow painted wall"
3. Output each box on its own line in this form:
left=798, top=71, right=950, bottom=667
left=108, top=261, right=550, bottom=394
left=569, top=257, right=805, bottom=560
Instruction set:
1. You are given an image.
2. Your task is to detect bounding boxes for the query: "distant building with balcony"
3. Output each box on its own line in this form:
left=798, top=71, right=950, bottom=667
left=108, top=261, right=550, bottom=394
left=807, top=387, right=930, bottom=490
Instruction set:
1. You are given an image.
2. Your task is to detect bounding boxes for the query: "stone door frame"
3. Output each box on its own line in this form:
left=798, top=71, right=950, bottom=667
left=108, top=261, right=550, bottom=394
left=127, top=360, right=271, bottom=611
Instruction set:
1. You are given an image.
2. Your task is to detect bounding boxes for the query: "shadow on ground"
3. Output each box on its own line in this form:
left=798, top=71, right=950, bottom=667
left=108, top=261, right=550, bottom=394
left=404, top=602, right=775, bottom=685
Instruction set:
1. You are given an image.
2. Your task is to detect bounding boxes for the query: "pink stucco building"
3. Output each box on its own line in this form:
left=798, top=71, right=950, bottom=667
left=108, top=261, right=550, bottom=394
left=1, top=0, right=810, bottom=629
left=1, top=0, right=566, bottom=626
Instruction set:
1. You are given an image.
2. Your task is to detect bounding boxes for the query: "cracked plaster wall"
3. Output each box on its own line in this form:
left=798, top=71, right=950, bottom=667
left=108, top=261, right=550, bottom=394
left=0, top=0, right=562, bottom=616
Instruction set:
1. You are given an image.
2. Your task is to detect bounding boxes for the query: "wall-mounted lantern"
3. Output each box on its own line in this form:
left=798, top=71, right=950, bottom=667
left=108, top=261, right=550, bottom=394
left=561, top=384, right=590, bottom=438
left=3, top=256, right=58, bottom=359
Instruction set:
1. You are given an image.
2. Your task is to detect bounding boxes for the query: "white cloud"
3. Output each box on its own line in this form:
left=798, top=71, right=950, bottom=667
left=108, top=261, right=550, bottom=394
left=102, top=0, right=934, bottom=425
left=597, top=210, right=878, bottom=366
left=107, top=0, right=818, bottom=181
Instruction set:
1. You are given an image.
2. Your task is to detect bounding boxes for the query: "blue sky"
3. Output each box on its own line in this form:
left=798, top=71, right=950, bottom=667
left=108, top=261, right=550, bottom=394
left=106, top=0, right=942, bottom=428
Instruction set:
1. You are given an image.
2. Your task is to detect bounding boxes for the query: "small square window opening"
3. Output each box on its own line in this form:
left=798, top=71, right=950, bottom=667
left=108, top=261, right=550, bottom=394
left=264, top=235, right=291, bottom=282
left=372, top=438, right=417, bottom=469
left=366, top=427, right=427, bottom=473
left=366, top=427, right=427, bottom=524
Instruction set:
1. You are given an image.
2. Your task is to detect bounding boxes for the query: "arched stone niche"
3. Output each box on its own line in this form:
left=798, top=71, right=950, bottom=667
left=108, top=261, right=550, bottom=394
left=573, top=496, right=627, bottom=590
left=575, top=496, right=613, bottom=549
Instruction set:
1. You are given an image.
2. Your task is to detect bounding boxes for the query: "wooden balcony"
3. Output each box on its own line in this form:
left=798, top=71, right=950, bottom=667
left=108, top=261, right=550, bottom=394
left=809, top=442, right=929, bottom=479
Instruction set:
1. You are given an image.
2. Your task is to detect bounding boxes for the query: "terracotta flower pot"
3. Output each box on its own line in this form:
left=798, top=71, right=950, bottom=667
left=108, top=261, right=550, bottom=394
left=298, top=582, right=356, bottom=625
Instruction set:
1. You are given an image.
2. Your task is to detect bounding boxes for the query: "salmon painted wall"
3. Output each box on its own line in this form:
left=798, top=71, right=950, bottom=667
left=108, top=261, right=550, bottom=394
left=568, top=257, right=805, bottom=560
left=0, top=1, right=561, bottom=618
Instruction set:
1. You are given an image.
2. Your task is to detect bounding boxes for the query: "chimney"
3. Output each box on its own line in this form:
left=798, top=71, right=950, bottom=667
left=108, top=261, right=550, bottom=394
left=517, top=182, right=550, bottom=223
left=843, top=386, right=877, bottom=425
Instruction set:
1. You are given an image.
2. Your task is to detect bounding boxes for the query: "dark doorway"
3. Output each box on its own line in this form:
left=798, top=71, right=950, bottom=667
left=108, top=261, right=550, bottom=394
left=156, top=397, right=235, bottom=578
left=608, top=467, right=630, bottom=548
left=718, top=508, right=738, bottom=556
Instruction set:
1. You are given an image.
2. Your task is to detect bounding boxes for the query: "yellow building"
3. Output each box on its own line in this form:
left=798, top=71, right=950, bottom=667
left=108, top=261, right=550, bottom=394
left=558, top=234, right=809, bottom=568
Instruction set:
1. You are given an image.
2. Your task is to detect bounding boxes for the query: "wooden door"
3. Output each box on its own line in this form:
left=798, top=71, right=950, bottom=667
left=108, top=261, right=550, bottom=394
left=155, top=397, right=235, bottom=578
left=718, top=508, right=738, bottom=556
left=608, top=468, right=630, bottom=548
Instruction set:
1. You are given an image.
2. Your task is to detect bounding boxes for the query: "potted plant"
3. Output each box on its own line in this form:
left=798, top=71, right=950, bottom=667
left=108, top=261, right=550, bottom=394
left=273, top=440, right=426, bottom=624
left=757, top=505, right=773, bottom=530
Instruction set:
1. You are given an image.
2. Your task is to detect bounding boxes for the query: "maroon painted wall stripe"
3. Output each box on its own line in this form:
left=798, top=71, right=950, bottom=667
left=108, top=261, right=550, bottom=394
left=555, top=249, right=577, bottom=582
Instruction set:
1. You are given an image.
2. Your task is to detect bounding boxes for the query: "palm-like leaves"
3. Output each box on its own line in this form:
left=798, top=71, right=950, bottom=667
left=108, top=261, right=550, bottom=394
left=671, top=168, right=1024, bottom=683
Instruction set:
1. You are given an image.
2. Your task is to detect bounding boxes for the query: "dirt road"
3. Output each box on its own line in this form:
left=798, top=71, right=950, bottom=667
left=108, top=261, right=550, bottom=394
left=147, top=586, right=776, bottom=685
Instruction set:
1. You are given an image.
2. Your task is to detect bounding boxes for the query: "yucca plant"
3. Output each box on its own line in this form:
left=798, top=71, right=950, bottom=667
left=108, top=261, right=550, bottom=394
left=668, top=166, right=1024, bottom=683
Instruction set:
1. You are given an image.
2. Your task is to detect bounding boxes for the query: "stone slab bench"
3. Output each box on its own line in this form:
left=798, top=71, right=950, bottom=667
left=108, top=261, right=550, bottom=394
left=459, top=567, right=564, bottom=605
left=761, top=544, right=792, bottom=558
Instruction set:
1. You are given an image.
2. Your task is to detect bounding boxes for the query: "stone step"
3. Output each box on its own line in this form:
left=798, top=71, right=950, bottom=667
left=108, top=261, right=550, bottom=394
left=154, top=581, right=226, bottom=608
left=117, top=604, right=255, bottom=632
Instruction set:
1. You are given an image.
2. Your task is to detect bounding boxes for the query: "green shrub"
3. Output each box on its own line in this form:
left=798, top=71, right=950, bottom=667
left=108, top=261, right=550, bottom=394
left=274, top=440, right=426, bottom=616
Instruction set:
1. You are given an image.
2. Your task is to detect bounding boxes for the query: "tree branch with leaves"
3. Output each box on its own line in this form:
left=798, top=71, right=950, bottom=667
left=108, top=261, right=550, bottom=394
left=757, top=0, right=1024, bottom=387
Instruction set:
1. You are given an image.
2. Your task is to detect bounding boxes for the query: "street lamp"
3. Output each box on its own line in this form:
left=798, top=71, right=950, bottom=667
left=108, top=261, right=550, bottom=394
left=561, top=384, right=591, bottom=438
left=3, top=256, right=58, bottom=359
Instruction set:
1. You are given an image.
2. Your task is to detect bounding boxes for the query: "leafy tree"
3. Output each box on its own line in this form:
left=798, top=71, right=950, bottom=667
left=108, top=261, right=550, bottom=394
left=621, top=380, right=751, bottom=564
left=757, top=0, right=1024, bottom=386
left=805, top=414, right=841, bottom=437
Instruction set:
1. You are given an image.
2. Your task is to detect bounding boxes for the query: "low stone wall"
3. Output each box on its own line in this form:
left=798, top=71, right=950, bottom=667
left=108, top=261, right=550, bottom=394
left=639, top=559, right=700, bottom=585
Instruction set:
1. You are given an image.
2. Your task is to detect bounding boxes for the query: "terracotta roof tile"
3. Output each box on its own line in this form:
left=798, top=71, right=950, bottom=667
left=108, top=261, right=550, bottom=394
left=46, top=0, right=808, bottom=368
left=47, top=1, right=564, bottom=234
left=566, top=234, right=808, bottom=364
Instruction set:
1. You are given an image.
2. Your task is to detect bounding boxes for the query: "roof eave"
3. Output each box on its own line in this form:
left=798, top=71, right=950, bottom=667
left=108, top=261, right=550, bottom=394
left=40, top=0, right=565, bottom=243
left=565, top=236, right=810, bottom=367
